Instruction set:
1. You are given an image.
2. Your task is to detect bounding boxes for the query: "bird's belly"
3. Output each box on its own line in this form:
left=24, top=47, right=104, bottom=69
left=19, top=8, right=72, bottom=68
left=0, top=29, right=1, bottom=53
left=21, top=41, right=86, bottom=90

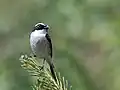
left=31, top=38, right=48, bottom=58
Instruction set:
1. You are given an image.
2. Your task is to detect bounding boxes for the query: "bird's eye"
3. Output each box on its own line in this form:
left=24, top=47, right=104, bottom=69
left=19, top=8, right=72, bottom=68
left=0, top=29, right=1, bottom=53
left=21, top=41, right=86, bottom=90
left=34, top=24, right=44, bottom=30
left=39, top=24, right=44, bottom=29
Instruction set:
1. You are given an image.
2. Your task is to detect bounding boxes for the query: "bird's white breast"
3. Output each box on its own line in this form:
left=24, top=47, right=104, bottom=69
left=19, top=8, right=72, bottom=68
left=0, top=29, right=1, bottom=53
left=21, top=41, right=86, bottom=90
left=30, top=30, right=46, bottom=44
left=30, top=30, right=48, bottom=58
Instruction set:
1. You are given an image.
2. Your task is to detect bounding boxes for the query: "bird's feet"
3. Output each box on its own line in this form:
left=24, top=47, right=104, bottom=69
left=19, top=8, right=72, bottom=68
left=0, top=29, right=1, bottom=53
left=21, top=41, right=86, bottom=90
left=29, top=53, right=36, bottom=58
left=40, top=65, right=44, bottom=70
left=33, top=55, right=37, bottom=57
left=39, top=58, right=45, bottom=70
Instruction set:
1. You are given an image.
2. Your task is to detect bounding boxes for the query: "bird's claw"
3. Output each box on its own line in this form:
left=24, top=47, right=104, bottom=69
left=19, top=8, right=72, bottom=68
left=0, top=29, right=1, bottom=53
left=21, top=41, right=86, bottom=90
left=40, top=65, right=44, bottom=70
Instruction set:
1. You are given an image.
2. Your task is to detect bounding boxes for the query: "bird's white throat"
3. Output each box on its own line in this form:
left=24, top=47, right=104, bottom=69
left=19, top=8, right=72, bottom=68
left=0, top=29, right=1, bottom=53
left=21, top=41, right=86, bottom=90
left=31, top=29, right=47, bottom=37
left=30, top=29, right=47, bottom=48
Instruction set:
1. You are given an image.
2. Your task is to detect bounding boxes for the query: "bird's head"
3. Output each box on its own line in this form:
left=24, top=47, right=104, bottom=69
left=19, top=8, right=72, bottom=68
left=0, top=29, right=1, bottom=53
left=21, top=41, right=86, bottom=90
left=32, top=23, right=49, bottom=33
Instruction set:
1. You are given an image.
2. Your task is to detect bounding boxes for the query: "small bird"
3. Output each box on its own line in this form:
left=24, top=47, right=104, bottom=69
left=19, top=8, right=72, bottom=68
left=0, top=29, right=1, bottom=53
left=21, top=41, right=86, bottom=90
left=30, top=22, right=56, bottom=81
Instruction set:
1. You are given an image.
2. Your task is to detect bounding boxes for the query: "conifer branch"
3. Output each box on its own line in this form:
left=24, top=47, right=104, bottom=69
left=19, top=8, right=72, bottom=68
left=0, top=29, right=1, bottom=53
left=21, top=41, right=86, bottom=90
left=19, top=54, right=72, bottom=90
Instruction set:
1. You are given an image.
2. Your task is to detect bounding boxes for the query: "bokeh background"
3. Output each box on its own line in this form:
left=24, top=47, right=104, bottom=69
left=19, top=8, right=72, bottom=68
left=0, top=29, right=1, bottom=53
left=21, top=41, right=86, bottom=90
left=0, top=0, right=120, bottom=90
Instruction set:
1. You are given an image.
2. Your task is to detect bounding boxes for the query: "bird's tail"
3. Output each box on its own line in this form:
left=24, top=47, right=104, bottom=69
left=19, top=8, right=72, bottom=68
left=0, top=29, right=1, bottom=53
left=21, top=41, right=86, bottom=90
left=50, top=64, right=57, bottom=82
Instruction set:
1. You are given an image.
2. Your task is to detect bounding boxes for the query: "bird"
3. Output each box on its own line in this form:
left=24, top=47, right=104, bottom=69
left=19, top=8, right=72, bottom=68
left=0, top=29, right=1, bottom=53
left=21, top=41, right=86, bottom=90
left=29, top=22, right=56, bottom=81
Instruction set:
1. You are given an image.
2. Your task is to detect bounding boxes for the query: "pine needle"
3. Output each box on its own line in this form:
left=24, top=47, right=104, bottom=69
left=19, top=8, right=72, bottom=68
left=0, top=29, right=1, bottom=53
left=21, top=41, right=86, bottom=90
left=19, top=54, right=72, bottom=90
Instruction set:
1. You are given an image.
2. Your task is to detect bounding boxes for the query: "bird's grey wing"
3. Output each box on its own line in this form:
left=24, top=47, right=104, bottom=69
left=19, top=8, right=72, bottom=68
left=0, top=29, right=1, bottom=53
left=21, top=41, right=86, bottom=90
left=45, top=34, right=57, bottom=81
left=45, top=34, right=52, bottom=58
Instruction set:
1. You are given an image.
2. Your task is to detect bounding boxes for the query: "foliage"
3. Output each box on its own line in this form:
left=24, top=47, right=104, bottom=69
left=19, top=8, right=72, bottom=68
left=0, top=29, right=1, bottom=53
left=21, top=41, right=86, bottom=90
left=19, top=55, right=72, bottom=90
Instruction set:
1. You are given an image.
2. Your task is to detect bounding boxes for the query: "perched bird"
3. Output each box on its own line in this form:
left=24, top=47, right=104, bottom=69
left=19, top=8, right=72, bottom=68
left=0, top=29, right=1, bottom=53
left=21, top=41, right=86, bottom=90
left=30, top=22, right=56, bottom=81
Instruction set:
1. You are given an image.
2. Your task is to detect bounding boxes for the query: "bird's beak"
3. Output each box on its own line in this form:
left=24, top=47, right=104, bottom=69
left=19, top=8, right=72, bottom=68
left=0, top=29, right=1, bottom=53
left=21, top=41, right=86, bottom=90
left=44, top=25, right=49, bottom=29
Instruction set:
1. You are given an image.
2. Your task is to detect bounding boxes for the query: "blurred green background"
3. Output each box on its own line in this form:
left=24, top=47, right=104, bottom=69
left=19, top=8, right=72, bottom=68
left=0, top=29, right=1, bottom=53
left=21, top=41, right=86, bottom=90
left=0, top=0, right=120, bottom=90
